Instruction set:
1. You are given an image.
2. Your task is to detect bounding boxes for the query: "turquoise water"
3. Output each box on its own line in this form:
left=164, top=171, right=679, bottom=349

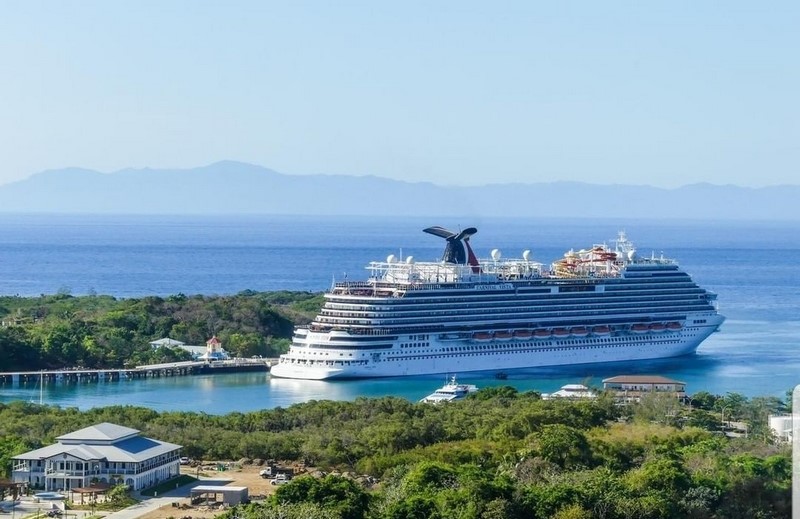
left=1, top=318, right=796, bottom=413
left=0, top=215, right=798, bottom=412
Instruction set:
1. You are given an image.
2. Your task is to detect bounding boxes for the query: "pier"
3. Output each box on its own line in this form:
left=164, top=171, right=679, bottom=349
left=0, top=358, right=272, bottom=387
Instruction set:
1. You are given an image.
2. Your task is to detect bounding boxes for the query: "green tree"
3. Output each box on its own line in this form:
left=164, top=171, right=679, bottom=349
left=379, top=495, right=440, bottom=519
left=0, top=435, right=33, bottom=478
left=689, top=391, right=717, bottom=410
left=534, top=424, right=592, bottom=469
left=222, top=502, right=338, bottom=519
left=275, top=475, right=370, bottom=519
left=518, top=482, right=582, bottom=519
left=685, top=409, right=721, bottom=431
left=633, top=392, right=682, bottom=426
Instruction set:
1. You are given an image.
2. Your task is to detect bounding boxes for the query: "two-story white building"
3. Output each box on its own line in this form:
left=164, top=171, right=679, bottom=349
left=11, top=422, right=181, bottom=492
left=602, top=375, right=687, bottom=403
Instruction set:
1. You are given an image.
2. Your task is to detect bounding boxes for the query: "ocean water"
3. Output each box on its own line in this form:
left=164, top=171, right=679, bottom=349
left=0, top=214, right=798, bottom=412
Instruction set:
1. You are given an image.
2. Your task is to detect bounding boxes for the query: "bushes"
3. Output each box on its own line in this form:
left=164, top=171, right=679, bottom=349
left=0, top=389, right=792, bottom=518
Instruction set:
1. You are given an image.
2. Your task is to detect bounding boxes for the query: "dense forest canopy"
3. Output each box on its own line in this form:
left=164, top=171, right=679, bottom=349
left=0, top=291, right=323, bottom=370
left=0, top=389, right=792, bottom=519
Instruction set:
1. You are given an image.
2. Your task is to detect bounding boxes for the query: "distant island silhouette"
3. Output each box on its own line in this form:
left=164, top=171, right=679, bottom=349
left=1, top=160, right=797, bottom=220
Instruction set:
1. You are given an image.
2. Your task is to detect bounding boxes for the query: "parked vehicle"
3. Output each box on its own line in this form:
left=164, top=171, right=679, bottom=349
left=270, top=474, right=291, bottom=485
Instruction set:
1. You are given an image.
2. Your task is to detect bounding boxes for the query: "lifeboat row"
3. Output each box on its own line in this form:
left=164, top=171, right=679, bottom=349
left=470, top=322, right=684, bottom=342
left=471, top=324, right=637, bottom=342
left=631, top=322, right=683, bottom=334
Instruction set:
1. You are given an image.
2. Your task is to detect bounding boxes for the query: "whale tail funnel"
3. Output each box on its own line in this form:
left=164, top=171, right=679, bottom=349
left=423, top=226, right=480, bottom=273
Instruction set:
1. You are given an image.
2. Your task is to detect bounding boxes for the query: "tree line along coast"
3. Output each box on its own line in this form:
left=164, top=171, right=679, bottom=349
left=0, top=291, right=323, bottom=371
left=0, top=390, right=792, bottom=519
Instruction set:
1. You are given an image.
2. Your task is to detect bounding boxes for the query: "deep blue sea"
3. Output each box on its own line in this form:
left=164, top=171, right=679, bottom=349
left=0, top=214, right=798, bottom=413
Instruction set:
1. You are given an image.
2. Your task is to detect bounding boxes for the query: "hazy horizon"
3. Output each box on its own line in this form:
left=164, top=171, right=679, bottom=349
left=1, top=161, right=798, bottom=220
left=7, top=159, right=800, bottom=190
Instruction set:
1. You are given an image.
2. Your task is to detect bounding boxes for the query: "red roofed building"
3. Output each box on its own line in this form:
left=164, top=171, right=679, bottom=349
left=199, top=336, right=229, bottom=361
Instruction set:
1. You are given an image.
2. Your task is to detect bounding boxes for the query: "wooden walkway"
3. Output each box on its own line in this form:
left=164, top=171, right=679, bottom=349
left=0, top=359, right=271, bottom=386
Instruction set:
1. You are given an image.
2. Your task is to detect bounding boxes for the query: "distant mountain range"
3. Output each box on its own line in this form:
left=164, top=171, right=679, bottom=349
left=0, top=160, right=797, bottom=220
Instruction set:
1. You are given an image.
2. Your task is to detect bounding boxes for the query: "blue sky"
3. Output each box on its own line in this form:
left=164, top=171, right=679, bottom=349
left=1, top=1, right=797, bottom=188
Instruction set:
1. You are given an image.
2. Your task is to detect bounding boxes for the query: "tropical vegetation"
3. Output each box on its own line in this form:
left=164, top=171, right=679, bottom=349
left=0, top=291, right=322, bottom=370
left=0, top=387, right=791, bottom=518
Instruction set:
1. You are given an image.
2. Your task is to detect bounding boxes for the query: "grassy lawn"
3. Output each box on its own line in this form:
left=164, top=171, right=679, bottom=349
left=140, top=475, right=198, bottom=497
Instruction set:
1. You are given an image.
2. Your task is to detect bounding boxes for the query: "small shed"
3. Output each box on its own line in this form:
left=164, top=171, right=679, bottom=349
left=190, top=485, right=248, bottom=506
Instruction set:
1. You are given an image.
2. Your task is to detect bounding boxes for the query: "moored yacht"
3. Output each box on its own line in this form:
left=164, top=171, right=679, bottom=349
left=420, top=375, right=479, bottom=404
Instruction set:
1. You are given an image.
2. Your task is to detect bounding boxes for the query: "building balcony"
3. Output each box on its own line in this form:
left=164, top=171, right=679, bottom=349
left=45, top=468, right=136, bottom=477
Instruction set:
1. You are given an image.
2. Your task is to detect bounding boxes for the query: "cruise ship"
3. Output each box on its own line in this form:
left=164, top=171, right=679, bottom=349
left=270, top=227, right=724, bottom=380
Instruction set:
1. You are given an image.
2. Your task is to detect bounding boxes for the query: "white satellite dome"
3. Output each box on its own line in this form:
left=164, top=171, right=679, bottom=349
left=491, top=249, right=502, bottom=261
left=522, top=249, right=531, bottom=261
left=405, top=256, right=415, bottom=264
left=386, top=254, right=397, bottom=263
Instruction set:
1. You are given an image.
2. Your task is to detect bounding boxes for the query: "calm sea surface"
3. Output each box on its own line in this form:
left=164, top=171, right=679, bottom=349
left=0, top=214, right=798, bottom=412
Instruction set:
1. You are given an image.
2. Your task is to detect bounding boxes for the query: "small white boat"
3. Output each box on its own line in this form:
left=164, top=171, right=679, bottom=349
left=420, top=375, right=478, bottom=404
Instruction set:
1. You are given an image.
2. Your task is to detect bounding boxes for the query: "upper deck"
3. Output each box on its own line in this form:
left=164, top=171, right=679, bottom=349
left=328, top=232, right=677, bottom=294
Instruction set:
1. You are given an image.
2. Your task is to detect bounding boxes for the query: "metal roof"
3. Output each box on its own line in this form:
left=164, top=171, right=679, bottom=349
left=602, top=375, right=685, bottom=385
left=192, top=486, right=248, bottom=493
left=149, top=338, right=186, bottom=346
left=57, top=423, right=140, bottom=443
left=14, top=424, right=181, bottom=463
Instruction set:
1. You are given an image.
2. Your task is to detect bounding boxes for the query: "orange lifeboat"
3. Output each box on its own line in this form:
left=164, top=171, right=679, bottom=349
left=593, top=325, right=611, bottom=336
left=494, top=331, right=513, bottom=341
left=667, top=322, right=682, bottom=331
left=570, top=327, right=589, bottom=338
left=631, top=324, right=649, bottom=334
left=472, top=332, right=493, bottom=343
left=552, top=328, right=571, bottom=338
left=649, top=323, right=666, bottom=333
left=534, top=329, right=552, bottom=339
left=513, top=330, right=533, bottom=340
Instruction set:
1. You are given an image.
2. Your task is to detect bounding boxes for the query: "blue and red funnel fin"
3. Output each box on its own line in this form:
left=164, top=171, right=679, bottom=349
left=464, top=238, right=480, bottom=273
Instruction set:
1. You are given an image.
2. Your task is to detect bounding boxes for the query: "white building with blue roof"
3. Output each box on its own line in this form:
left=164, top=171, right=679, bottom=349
left=11, top=422, right=181, bottom=492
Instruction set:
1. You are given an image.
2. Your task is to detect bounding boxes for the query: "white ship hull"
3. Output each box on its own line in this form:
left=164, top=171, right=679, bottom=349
left=269, top=315, right=723, bottom=380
